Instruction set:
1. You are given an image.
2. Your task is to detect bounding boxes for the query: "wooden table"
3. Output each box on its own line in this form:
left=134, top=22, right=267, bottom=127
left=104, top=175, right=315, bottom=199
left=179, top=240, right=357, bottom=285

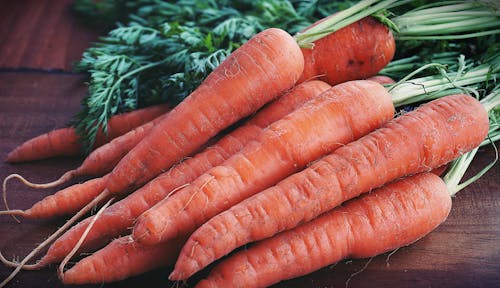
left=1, top=1, right=499, bottom=287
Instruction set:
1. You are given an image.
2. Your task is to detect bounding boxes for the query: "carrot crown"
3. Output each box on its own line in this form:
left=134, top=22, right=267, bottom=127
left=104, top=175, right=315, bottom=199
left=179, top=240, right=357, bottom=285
left=387, top=53, right=499, bottom=106
left=294, top=0, right=500, bottom=47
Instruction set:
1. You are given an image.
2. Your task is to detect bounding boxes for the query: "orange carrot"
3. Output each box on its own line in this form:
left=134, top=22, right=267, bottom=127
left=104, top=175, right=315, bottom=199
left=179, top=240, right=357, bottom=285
left=171, top=94, right=489, bottom=279
left=6, top=104, right=170, bottom=163
left=61, top=235, right=184, bottom=284
left=195, top=172, right=452, bottom=288
left=133, top=79, right=394, bottom=246
left=103, top=28, right=304, bottom=197
left=3, top=114, right=167, bottom=193
left=34, top=80, right=331, bottom=266
left=1, top=176, right=108, bottom=219
left=298, top=16, right=395, bottom=85
left=366, top=75, right=395, bottom=85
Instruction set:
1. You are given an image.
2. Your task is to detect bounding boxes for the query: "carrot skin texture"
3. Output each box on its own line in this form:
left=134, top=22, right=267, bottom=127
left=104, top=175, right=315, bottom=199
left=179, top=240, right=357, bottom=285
left=6, top=104, right=170, bottom=162
left=106, top=28, right=304, bottom=194
left=133, top=80, right=395, bottom=246
left=20, top=176, right=108, bottom=219
left=173, top=94, right=489, bottom=279
left=299, top=16, right=395, bottom=85
left=40, top=80, right=331, bottom=265
left=61, top=236, right=184, bottom=284
left=196, top=173, right=452, bottom=288
left=366, top=75, right=395, bottom=85
left=73, top=113, right=167, bottom=177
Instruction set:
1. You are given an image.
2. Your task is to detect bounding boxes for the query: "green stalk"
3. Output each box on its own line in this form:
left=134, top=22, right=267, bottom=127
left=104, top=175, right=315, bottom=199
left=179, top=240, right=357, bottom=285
left=480, top=88, right=500, bottom=112
left=294, top=0, right=401, bottom=48
left=481, top=129, right=500, bottom=146
left=389, top=64, right=497, bottom=106
left=393, top=2, right=500, bottom=39
left=295, top=1, right=499, bottom=47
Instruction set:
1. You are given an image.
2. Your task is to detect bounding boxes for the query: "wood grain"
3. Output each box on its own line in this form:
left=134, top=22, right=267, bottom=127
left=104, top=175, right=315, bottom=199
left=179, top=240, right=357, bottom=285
left=0, top=1, right=499, bottom=288
left=0, top=0, right=99, bottom=71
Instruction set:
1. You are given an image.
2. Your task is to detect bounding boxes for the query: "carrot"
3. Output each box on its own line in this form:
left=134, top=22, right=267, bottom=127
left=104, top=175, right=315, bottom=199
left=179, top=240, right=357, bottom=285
left=3, top=111, right=168, bottom=194
left=61, top=235, right=184, bottom=284
left=170, top=94, right=489, bottom=280
left=133, top=79, right=395, bottom=246
left=195, top=172, right=452, bottom=288
left=1, top=176, right=108, bottom=219
left=366, top=75, right=395, bottom=85
left=102, top=28, right=303, bottom=197
left=298, top=16, right=395, bottom=85
left=6, top=104, right=170, bottom=163
left=31, top=80, right=331, bottom=267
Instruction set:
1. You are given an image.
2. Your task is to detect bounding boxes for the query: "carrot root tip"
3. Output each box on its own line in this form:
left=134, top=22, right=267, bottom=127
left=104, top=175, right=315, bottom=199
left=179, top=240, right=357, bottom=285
left=58, top=197, right=114, bottom=281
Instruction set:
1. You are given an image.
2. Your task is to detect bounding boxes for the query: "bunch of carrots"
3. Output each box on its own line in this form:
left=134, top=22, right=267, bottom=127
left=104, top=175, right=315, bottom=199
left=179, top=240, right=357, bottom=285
left=1, top=1, right=499, bottom=287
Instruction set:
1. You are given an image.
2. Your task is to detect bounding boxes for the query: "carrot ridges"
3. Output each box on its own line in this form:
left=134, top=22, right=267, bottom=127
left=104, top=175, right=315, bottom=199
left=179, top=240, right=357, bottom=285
left=172, top=94, right=488, bottom=280
left=195, top=173, right=451, bottom=288
left=30, top=81, right=331, bottom=267
left=106, top=28, right=304, bottom=195
left=132, top=80, right=395, bottom=246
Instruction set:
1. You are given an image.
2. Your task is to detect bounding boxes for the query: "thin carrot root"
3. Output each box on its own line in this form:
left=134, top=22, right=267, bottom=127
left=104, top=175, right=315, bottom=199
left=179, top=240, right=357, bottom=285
left=0, top=210, right=27, bottom=217
left=1, top=171, right=76, bottom=222
left=0, top=190, right=111, bottom=287
left=57, top=197, right=114, bottom=280
left=3, top=171, right=76, bottom=190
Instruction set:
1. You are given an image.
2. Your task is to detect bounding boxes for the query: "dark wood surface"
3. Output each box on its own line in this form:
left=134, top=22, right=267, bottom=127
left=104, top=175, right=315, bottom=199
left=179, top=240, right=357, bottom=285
left=0, top=1, right=499, bottom=288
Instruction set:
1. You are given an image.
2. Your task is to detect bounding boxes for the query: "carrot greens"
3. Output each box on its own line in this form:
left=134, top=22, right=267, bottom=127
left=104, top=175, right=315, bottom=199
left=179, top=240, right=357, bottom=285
left=73, top=0, right=499, bottom=151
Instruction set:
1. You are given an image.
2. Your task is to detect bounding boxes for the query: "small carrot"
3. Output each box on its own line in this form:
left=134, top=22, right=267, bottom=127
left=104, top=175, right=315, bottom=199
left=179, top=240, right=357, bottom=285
left=195, top=172, right=452, bottom=288
left=3, top=112, right=167, bottom=192
left=170, top=94, right=489, bottom=279
left=103, top=28, right=304, bottom=196
left=6, top=104, right=170, bottom=163
left=1, top=176, right=108, bottom=219
left=298, top=16, right=396, bottom=85
left=133, top=79, right=395, bottom=246
left=32, top=80, right=331, bottom=266
left=61, top=235, right=184, bottom=284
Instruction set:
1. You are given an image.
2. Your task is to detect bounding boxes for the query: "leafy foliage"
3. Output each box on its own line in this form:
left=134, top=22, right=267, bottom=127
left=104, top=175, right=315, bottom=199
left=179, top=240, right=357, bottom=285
left=73, top=0, right=357, bottom=151
left=73, top=0, right=498, bottom=151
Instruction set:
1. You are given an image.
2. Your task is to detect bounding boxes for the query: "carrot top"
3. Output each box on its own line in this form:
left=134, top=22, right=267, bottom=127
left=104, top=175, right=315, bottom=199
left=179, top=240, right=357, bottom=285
left=295, top=0, right=500, bottom=47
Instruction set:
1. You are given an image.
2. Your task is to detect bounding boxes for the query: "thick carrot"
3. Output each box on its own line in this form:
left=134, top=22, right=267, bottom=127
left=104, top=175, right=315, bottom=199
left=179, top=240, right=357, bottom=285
left=298, top=16, right=395, bottom=85
left=133, top=79, right=394, bottom=246
left=196, top=172, right=452, bottom=288
left=6, top=104, right=170, bottom=163
left=171, top=94, right=489, bottom=279
left=104, top=28, right=304, bottom=196
left=61, top=235, right=184, bottom=284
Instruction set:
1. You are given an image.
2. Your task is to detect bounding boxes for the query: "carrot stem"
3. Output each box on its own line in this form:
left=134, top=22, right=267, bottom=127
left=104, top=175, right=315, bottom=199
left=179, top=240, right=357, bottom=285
left=389, top=62, right=498, bottom=106
left=296, top=1, right=499, bottom=47
left=294, top=0, right=400, bottom=47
